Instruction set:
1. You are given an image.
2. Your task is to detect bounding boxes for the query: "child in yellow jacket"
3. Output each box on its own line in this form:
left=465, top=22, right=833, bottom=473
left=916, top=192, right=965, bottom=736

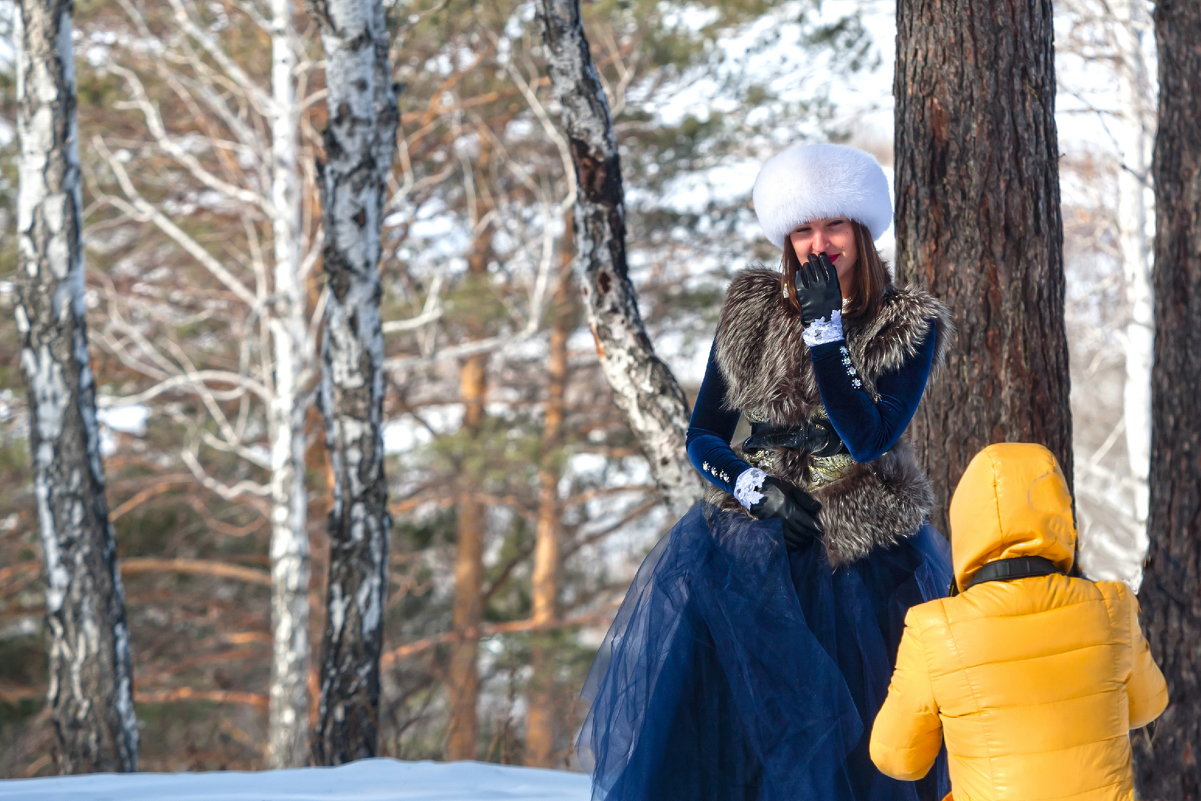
left=869, top=442, right=1168, bottom=801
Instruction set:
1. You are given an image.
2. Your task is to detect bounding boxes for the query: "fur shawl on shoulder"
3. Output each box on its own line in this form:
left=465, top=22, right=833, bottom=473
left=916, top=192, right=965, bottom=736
left=706, top=267, right=952, bottom=566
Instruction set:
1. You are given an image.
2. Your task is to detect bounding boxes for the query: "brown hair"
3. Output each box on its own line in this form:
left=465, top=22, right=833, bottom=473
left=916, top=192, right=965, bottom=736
left=779, top=221, right=891, bottom=322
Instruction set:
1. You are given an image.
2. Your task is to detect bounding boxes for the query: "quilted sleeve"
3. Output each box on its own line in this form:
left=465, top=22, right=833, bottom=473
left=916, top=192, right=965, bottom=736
left=870, top=606, right=944, bottom=781
left=1126, top=594, right=1169, bottom=729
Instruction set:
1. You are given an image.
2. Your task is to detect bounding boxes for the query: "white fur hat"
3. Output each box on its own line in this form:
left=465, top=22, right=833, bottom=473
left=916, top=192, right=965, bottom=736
left=751, top=143, right=892, bottom=247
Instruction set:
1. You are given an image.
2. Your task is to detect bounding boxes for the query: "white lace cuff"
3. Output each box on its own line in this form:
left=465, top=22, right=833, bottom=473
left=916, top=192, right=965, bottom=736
left=802, top=309, right=845, bottom=347
left=734, top=467, right=768, bottom=509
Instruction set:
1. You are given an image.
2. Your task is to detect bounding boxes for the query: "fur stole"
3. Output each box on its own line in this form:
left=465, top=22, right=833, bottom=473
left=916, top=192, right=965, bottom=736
left=706, top=267, right=951, bottom=566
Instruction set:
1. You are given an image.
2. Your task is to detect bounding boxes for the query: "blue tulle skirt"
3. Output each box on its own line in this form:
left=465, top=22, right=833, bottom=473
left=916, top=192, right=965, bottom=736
left=578, top=502, right=952, bottom=801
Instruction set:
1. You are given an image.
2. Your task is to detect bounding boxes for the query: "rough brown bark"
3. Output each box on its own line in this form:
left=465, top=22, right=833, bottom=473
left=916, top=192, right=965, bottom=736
left=525, top=241, right=575, bottom=767
left=536, top=0, right=700, bottom=516
left=15, top=0, right=138, bottom=773
left=309, top=0, right=398, bottom=766
left=894, top=0, right=1073, bottom=530
left=1131, top=3, right=1201, bottom=797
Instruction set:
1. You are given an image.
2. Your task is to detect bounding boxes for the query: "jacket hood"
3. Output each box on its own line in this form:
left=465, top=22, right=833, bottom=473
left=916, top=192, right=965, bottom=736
left=949, top=443, right=1076, bottom=591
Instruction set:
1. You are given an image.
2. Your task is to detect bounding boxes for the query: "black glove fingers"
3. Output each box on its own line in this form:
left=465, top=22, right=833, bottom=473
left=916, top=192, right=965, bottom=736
left=783, top=515, right=822, bottom=549
left=807, top=254, right=826, bottom=288
left=797, top=257, right=814, bottom=289
left=806, top=253, right=822, bottom=276
left=755, top=483, right=788, bottom=519
left=786, top=498, right=821, bottom=533
left=797, top=507, right=821, bottom=532
left=817, top=252, right=838, bottom=284
left=789, top=486, right=822, bottom=515
left=750, top=476, right=824, bottom=549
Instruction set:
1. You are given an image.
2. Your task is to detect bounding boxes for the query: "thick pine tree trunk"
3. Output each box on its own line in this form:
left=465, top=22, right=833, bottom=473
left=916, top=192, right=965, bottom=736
left=894, top=0, right=1073, bottom=530
left=536, top=0, right=699, bottom=517
left=525, top=248, right=575, bottom=768
left=266, top=0, right=311, bottom=768
left=309, top=0, right=398, bottom=766
left=14, top=0, right=138, bottom=773
left=1132, top=3, right=1201, bottom=797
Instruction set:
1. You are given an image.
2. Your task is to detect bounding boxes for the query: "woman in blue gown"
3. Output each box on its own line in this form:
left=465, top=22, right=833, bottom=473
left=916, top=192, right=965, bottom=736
left=578, top=143, right=953, bottom=801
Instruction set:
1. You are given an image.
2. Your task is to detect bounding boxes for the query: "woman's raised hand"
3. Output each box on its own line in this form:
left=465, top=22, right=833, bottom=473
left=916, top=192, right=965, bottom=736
left=795, top=253, right=843, bottom=328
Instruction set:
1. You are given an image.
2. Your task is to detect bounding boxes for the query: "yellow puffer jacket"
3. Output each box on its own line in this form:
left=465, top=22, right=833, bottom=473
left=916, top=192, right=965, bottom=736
left=869, top=443, right=1168, bottom=801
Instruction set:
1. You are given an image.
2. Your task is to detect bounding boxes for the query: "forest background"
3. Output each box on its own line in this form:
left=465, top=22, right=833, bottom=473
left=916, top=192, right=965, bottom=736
left=0, top=0, right=1168, bottom=781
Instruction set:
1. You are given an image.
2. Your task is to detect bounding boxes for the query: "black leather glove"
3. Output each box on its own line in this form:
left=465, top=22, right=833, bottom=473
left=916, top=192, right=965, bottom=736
left=794, top=252, right=843, bottom=328
left=748, top=476, right=823, bottom=548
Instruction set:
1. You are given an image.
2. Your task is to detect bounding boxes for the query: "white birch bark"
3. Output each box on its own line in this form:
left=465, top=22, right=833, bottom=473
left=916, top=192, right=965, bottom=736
left=1060, top=0, right=1157, bottom=590
left=14, top=0, right=138, bottom=772
left=266, top=0, right=312, bottom=768
left=536, top=0, right=700, bottom=517
left=1113, top=0, right=1155, bottom=586
left=307, top=0, right=397, bottom=765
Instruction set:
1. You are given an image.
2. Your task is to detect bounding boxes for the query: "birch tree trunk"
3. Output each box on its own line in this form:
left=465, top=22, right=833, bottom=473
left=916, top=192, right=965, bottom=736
left=1114, top=0, right=1155, bottom=563
left=1132, top=3, right=1201, bottom=795
left=894, top=0, right=1073, bottom=531
left=266, top=0, right=312, bottom=768
left=14, top=0, right=138, bottom=773
left=526, top=246, right=574, bottom=768
left=308, top=0, right=398, bottom=765
left=1057, top=0, right=1157, bottom=589
left=536, top=0, right=699, bottom=517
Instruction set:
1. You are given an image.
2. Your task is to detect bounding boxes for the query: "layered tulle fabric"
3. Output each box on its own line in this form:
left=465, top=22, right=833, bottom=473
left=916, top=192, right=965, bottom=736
left=579, top=502, right=951, bottom=801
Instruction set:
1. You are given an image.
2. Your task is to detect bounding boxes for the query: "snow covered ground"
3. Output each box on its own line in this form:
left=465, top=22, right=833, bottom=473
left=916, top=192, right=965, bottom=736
left=0, top=759, right=591, bottom=801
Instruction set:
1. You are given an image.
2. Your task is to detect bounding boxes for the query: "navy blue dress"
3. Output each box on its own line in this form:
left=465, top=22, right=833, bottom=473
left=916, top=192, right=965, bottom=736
left=578, top=326, right=952, bottom=801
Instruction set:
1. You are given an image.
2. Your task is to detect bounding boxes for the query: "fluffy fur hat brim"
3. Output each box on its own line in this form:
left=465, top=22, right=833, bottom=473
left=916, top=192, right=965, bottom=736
left=752, top=143, right=892, bottom=247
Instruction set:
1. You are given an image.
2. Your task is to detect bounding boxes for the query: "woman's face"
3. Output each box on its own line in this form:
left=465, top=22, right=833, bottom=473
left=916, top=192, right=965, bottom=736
left=788, top=217, right=858, bottom=291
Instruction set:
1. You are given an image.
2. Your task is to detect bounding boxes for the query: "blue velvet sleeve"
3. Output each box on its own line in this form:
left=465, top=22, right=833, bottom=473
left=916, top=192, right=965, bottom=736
left=685, top=342, right=751, bottom=494
left=807, top=320, right=939, bottom=462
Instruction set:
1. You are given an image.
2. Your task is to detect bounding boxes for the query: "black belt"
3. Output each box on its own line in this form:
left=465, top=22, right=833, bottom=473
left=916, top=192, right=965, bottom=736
left=965, top=556, right=1063, bottom=590
left=742, top=420, right=847, bottom=458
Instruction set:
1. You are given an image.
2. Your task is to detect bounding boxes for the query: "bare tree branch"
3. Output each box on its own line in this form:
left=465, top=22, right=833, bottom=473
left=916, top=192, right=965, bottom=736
left=93, top=136, right=260, bottom=308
